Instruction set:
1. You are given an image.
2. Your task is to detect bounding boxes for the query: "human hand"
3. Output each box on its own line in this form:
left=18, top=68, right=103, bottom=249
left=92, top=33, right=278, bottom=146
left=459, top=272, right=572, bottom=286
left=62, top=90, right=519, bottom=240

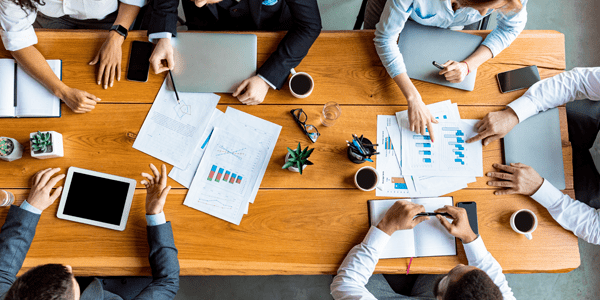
left=89, top=31, right=125, bottom=89
left=376, top=200, right=429, bottom=236
left=27, top=168, right=65, bottom=211
left=233, top=75, right=270, bottom=105
left=466, top=107, right=519, bottom=146
left=59, top=87, right=101, bottom=113
left=434, top=205, right=477, bottom=243
left=487, top=163, right=544, bottom=196
left=149, top=38, right=174, bottom=74
left=407, top=97, right=438, bottom=142
left=141, top=163, right=172, bottom=215
left=439, top=60, right=468, bottom=83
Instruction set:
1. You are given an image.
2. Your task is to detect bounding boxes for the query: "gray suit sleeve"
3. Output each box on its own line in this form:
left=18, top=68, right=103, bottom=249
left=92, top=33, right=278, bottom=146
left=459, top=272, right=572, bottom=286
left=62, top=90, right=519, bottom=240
left=0, top=206, right=41, bottom=296
left=134, top=222, right=180, bottom=300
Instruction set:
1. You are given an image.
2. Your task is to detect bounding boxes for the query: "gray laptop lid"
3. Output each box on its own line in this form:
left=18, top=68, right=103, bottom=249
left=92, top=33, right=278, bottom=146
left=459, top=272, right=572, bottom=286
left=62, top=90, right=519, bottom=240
left=171, top=32, right=257, bottom=93
left=398, top=21, right=483, bottom=91
left=503, top=108, right=566, bottom=190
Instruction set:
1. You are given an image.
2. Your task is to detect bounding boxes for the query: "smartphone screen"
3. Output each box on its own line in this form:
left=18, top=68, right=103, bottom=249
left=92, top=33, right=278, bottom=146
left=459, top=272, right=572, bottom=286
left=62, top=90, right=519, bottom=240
left=127, top=41, right=154, bottom=82
left=497, top=65, right=541, bottom=93
left=457, top=202, right=478, bottom=235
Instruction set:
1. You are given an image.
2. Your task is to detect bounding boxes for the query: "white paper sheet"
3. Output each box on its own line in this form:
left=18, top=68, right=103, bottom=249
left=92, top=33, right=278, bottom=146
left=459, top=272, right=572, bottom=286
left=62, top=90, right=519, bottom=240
left=0, top=59, right=15, bottom=117
left=169, top=109, right=224, bottom=188
left=375, top=115, right=413, bottom=197
left=133, top=79, right=220, bottom=168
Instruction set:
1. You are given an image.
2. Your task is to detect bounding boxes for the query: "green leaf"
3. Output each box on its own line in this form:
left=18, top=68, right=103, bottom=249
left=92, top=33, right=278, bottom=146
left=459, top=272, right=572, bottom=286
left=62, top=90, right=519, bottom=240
left=287, top=147, right=297, bottom=159
left=297, top=161, right=302, bottom=175
left=282, top=161, right=294, bottom=169
left=306, top=148, right=314, bottom=157
left=296, top=143, right=301, bottom=153
left=32, top=145, right=40, bottom=151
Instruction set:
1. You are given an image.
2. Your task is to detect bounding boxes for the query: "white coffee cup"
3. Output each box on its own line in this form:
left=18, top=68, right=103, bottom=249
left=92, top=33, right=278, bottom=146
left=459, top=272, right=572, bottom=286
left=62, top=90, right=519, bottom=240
left=289, top=68, right=314, bottom=98
left=510, top=209, right=538, bottom=240
left=354, top=166, right=379, bottom=192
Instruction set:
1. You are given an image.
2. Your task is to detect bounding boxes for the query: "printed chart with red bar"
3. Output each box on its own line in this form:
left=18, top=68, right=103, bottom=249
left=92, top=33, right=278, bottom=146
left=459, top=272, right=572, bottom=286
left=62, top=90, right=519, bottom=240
left=206, top=164, right=246, bottom=193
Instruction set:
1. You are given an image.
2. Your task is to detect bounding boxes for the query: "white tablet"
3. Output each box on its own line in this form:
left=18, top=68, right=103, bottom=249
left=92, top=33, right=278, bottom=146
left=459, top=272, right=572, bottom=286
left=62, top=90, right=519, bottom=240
left=57, top=167, right=137, bottom=231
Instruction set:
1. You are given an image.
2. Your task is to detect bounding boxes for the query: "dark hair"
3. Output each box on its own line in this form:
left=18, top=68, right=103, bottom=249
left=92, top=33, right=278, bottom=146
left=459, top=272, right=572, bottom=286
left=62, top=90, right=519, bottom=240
left=5, top=264, right=75, bottom=300
left=444, top=269, right=502, bottom=300
left=8, top=0, right=46, bottom=13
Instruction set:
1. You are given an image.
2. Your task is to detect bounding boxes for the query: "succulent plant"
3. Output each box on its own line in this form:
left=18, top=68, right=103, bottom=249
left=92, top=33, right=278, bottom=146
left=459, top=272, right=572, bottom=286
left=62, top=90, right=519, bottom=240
left=31, top=131, right=52, bottom=153
left=0, top=138, right=14, bottom=156
left=282, top=143, right=314, bottom=175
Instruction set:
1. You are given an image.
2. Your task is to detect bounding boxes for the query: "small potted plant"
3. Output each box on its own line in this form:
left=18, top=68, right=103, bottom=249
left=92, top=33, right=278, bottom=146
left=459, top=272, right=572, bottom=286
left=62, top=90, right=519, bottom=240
left=0, top=137, right=23, bottom=162
left=283, top=143, right=314, bottom=175
left=30, top=131, right=64, bottom=159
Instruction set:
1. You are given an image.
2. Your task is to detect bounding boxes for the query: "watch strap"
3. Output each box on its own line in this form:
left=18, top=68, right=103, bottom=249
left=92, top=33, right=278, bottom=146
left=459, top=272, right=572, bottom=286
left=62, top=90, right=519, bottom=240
left=110, top=25, right=128, bottom=39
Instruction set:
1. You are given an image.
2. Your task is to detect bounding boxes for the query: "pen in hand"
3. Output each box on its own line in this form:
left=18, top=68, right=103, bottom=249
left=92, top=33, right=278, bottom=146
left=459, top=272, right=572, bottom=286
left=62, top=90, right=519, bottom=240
left=432, top=61, right=445, bottom=70
left=168, top=70, right=180, bottom=104
left=415, top=212, right=451, bottom=217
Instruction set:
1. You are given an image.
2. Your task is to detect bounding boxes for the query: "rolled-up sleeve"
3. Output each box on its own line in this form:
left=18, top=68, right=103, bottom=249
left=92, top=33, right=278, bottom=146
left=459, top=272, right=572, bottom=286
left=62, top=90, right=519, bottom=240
left=481, top=0, right=528, bottom=57
left=0, top=1, right=38, bottom=51
left=374, top=0, right=413, bottom=79
left=119, top=0, right=147, bottom=8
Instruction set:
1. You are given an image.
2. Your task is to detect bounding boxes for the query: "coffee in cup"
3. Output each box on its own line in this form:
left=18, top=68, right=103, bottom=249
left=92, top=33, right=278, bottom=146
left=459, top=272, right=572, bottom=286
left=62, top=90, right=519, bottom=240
left=289, top=68, right=314, bottom=98
left=354, top=166, right=379, bottom=191
left=510, top=209, right=538, bottom=240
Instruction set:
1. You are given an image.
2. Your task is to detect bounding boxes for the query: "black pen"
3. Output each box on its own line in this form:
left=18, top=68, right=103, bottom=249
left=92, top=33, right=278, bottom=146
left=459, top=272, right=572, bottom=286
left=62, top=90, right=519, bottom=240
left=169, top=70, right=180, bottom=104
left=416, top=212, right=451, bottom=217
left=432, top=61, right=445, bottom=70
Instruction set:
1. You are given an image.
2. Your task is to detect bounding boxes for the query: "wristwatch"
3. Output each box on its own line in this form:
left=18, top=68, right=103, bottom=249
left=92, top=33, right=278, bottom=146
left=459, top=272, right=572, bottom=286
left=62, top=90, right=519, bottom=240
left=110, top=25, right=128, bottom=39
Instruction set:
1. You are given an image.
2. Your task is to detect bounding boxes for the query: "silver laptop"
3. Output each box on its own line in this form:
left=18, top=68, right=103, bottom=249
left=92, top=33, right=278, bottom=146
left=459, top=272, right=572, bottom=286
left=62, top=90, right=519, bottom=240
left=503, top=108, right=566, bottom=190
left=398, top=21, right=483, bottom=91
left=171, top=32, right=257, bottom=93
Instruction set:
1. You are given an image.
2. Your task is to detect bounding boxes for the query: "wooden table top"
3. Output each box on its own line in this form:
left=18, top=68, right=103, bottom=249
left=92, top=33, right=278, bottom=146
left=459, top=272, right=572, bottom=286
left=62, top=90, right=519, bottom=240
left=0, top=30, right=578, bottom=276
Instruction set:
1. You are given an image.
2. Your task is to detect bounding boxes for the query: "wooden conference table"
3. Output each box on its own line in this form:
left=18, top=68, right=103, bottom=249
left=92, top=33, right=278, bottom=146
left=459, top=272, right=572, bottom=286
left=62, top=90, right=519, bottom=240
left=0, top=30, right=578, bottom=276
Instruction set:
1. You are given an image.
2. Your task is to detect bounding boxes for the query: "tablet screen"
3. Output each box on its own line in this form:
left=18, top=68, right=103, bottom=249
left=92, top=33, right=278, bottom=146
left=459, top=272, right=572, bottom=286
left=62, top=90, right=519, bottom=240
left=62, top=172, right=130, bottom=226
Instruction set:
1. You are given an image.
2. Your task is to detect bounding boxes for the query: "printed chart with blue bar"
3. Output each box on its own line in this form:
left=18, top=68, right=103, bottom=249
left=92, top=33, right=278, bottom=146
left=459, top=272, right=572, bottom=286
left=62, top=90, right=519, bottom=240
left=442, top=127, right=466, bottom=165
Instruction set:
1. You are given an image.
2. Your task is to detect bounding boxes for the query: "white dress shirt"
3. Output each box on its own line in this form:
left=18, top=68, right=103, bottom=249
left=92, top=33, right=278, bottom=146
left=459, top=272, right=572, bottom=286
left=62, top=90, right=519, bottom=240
left=330, top=226, right=515, bottom=300
left=506, top=67, right=600, bottom=245
left=0, top=0, right=146, bottom=51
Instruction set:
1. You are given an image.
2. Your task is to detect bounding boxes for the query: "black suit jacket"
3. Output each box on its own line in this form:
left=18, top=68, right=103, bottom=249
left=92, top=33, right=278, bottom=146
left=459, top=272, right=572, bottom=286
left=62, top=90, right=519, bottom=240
left=147, top=0, right=322, bottom=89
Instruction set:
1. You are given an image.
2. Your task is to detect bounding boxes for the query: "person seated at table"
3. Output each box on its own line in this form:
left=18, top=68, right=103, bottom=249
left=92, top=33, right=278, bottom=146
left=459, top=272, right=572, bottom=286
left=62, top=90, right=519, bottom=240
left=145, top=0, right=322, bottom=105
left=467, top=67, right=600, bottom=210
left=0, top=0, right=146, bottom=113
left=331, top=200, right=514, bottom=299
left=0, top=164, right=179, bottom=299
left=364, top=0, right=527, bottom=141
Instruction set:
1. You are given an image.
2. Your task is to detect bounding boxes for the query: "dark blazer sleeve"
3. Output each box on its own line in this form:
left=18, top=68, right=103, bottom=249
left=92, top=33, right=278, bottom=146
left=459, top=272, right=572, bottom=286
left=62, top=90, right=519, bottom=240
left=147, top=0, right=180, bottom=36
left=0, top=206, right=41, bottom=297
left=134, top=222, right=180, bottom=300
left=257, top=0, right=322, bottom=90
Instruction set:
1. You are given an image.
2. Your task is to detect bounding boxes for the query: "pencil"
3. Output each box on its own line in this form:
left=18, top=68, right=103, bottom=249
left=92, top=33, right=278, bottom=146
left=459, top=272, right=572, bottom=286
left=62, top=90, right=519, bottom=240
left=407, top=257, right=413, bottom=275
left=169, top=70, right=180, bottom=104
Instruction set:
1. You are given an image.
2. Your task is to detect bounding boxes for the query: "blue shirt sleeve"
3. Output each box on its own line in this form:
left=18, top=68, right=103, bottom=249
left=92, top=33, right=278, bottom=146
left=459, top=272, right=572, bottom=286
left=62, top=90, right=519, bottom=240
left=146, top=212, right=167, bottom=226
left=481, top=0, right=528, bottom=57
left=373, top=0, right=414, bottom=79
left=19, top=200, right=42, bottom=215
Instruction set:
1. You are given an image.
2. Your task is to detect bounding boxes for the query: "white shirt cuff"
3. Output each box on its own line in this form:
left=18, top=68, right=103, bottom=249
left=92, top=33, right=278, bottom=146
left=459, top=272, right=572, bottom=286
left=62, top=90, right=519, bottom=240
left=463, top=235, right=487, bottom=263
left=20, top=200, right=42, bottom=215
left=119, top=0, right=146, bottom=8
left=148, top=32, right=172, bottom=44
left=145, top=212, right=166, bottom=226
left=1, top=26, right=38, bottom=52
left=363, top=226, right=392, bottom=252
left=530, top=179, right=564, bottom=208
left=507, top=96, right=539, bottom=123
left=257, top=74, right=276, bottom=90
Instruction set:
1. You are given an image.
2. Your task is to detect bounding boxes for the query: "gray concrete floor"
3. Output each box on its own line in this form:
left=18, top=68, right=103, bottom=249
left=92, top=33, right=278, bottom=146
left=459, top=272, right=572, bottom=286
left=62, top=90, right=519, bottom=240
left=173, top=0, right=600, bottom=299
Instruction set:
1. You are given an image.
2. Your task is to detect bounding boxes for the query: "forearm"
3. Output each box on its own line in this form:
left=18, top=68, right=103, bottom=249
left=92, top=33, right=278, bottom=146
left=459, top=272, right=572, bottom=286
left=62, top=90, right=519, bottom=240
left=393, top=72, right=420, bottom=104
left=10, top=46, right=68, bottom=99
left=464, top=237, right=515, bottom=300
left=114, top=3, right=141, bottom=30
left=463, top=45, right=493, bottom=71
left=136, top=222, right=179, bottom=299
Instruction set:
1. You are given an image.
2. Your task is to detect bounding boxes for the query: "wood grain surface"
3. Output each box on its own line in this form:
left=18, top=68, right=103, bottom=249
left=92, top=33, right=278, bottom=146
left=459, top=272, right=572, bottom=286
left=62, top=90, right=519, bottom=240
left=0, top=30, right=576, bottom=275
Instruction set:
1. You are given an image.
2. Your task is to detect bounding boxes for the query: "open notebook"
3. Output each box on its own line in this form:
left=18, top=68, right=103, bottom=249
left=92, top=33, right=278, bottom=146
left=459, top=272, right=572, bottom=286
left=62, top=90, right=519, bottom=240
left=368, top=197, right=456, bottom=259
left=0, top=59, right=62, bottom=118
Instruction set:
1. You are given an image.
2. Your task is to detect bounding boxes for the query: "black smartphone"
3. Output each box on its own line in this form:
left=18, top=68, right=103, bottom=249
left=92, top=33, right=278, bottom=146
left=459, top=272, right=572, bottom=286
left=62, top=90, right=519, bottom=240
left=496, top=65, right=541, bottom=93
left=127, top=41, right=154, bottom=82
left=457, top=202, right=478, bottom=235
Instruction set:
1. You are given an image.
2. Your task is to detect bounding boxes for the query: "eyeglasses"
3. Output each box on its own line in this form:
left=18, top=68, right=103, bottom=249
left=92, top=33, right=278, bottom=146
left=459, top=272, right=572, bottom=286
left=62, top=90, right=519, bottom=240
left=290, top=108, right=320, bottom=143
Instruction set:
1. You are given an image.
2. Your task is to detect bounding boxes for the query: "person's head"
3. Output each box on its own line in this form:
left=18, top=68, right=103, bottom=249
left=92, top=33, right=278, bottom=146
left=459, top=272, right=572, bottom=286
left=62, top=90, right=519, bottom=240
left=192, top=0, right=222, bottom=8
left=452, top=0, right=523, bottom=16
left=433, top=264, right=502, bottom=300
left=5, top=264, right=81, bottom=300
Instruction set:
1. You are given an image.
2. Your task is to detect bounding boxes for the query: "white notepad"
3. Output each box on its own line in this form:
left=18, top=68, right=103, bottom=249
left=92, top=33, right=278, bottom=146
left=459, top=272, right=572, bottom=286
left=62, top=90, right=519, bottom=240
left=0, top=59, right=62, bottom=118
left=368, top=197, right=457, bottom=259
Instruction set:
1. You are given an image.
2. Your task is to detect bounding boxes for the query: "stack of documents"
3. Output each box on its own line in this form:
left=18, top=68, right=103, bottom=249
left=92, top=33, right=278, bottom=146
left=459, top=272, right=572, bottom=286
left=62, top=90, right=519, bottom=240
left=376, top=100, right=482, bottom=197
left=134, top=79, right=281, bottom=225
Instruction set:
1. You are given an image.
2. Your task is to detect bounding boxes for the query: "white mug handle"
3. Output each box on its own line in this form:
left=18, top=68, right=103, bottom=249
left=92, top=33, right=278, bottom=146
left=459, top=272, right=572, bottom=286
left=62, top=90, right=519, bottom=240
left=290, top=68, right=297, bottom=75
left=525, top=232, right=533, bottom=240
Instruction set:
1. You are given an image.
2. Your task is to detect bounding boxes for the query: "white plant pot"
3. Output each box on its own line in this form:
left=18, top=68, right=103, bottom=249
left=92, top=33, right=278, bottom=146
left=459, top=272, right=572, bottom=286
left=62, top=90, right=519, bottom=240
left=285, top=152, right=307, bottom=173
left=0, top=137, right=23, bottom=162
left=30, top=131, right=64, bottom=159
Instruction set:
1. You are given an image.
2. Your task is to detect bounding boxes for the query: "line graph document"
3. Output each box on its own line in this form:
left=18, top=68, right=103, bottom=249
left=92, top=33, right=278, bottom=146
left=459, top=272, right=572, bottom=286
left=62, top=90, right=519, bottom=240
left=133, top=79, right=220, bottom=168
left=184, top=127, right=264, bottom=225
left=376, top=115, right=414, bottom=197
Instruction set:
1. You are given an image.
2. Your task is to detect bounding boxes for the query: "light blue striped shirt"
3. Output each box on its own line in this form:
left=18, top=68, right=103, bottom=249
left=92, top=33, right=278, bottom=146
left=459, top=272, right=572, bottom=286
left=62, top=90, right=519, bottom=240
left=374, top=0, right=528, bottom=79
